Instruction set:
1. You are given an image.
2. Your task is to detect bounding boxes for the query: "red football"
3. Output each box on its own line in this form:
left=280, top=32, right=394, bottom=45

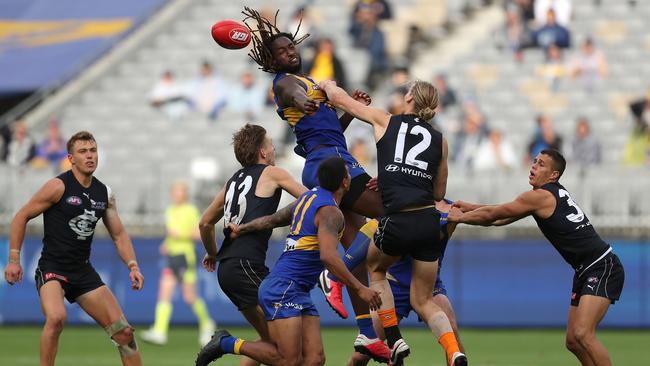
left=211, top=20, right=251, bottom=49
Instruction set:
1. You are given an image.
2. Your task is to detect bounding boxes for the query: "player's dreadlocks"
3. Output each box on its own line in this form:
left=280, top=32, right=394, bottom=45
left=242, top=7, right=309, bottom=73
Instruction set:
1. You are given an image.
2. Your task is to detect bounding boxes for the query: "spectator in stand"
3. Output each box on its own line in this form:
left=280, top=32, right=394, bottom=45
left=287, top=6, right=315, bottom=48
left=306, top=38, right=348, bottom=91
left=6, top=119, right=36, bottom=167
left=474, top=129, right=518, bottom=172
left=568, top=37, right=608, bottom=92
left=352, top=0, right=393, bottom=21
left=526, top=114, right=563, bottom=163
left=514, top=0, right=535, bottom=23
left=624, top=90, right=650, bottom=166
left=534, top=0, right=572, bottom=27
left=186, top=61, right=228, bottom=121
left=349, top=138, right=372, bottom=168
left=533, top=8, right=571, bottom=50
left=32, top=119, right=69, bottom=171
left=349, top=3, right=389, bottom=90
left=0, top=122, right=10, bottom=162
left=537, top=43, right=567, bottom=91
left=149, top=70, right=190, bottom=121
left=433, top=73, right=457, bottom=112
left=630, top=90, right=650, bottom=132
left=228, top=71, right=267, bottom=121
left=570, top=117, right=601, bottom=167
left=452, top=108, right=489, bottom=168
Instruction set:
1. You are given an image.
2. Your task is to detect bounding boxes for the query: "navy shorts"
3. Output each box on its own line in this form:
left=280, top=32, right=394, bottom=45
left=302, top=146, right=366, bottom=189
left=35, top=264, right=104, bottom=303
left=571, top=253, right=624, bottom=306
left=258, top=276, right=319, bottom=321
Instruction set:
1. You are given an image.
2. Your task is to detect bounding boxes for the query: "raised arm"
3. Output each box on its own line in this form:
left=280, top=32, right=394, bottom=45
left=275, top=75, right=319, bottom=114
left=319, top=80, right=390, bottom=139
left=268, top=166, right=308, bottom=198
left=448, top=189, right=553, bottom=226
left=433, top=138, right=449, bottom=201
left=338, top=90, right=372, bottom=131
left=316, top=206, right=382, bottom=310
left=103, top=191, right=144, bottom=290
left=5, top=178, right=63, bottom=285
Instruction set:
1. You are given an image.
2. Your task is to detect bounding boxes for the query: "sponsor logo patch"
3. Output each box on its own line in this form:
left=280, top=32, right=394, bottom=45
left=385, top=164, right=399, bottom=172
left=66, top=196, right=82, bottom=206
left=587, top=276, right=599, bottom=283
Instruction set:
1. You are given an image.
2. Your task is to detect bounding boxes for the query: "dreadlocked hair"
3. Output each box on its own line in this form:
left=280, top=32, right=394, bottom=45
left=242, top=6, right=309, bottom=73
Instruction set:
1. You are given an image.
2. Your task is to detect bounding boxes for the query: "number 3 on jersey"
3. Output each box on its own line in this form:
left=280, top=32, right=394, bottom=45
left=224, top=175, right=253, bottom=225
left=394, top=122, right=431, bottom=169
left=558, top=189, right=585, bottom=223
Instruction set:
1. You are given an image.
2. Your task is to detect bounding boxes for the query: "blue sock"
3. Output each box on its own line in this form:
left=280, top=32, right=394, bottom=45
left=328, top=228, right=372, bottom=282
left=356, top=315, right=378, bottom=339
left=220, top=335, right=237, bottom=354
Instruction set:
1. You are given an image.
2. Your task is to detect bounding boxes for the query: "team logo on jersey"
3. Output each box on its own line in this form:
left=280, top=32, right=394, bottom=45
left=68, top=209, right=99, bottom=240
left=385, top=164, right=400, bottom=172
left=66, top=196, right=82, bottom=206
left=587, top=276, right=599, bottom=284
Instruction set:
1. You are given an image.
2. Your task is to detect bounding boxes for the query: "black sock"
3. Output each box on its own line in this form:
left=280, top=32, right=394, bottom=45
left=384, top=326, right=403, bottom=347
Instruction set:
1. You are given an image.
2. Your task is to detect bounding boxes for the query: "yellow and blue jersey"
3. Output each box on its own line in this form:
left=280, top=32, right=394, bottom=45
left=272, top=72, right=348, bottom=157
left=269, top=187, right=340, bottom=288
left=387, top=200, right=457, bottom=287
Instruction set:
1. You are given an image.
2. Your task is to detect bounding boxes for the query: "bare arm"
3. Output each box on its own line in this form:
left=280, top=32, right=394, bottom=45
left=5, top=178, right=63, bottom=284
left=449, top=190, right=552, bottom=226
left=103, top=191, right=143, bottom=289
left=234, top=201, right=296, bottom=236
left=198, top=187, right=226, bottom=257
left=338, top=90, right=372, bottom=131
left=316, top=206, right=381, bottom=310
left=275, top=76, right=319, bottom=114
left=433, top=138, right=449, bottom=201
left=269, top=166, right=308, bottom=198
left=320, top=80, right=390, bottom=139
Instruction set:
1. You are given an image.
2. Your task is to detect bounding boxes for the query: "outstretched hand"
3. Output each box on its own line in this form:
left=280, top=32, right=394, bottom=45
left=451, top=200, right=474, bottom=213
left=302, top=98, right=319, bottom=115
left=226, top=223, right=241, bottom=239
left=352, top=90, right=372, bottom=106
left=357, top=286, right=382, bottom=311
left=366, top=177, right=379, bottom=192
left=447, top=206, right=464, bottom=223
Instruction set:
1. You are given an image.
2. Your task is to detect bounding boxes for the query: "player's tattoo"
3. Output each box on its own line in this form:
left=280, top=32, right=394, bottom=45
left=239, top=201, right=294, bottom=234
left=318, top=206, right=344, bottom=236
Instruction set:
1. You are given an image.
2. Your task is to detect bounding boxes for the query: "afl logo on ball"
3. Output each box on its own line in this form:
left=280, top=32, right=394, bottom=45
left=385, top=164, right=400, bottom=172
left=230, top=29, right=249, bottom=43
left=66, top=196, right=82, bottom=206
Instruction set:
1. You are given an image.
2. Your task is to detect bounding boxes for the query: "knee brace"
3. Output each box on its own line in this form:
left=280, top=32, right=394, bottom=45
left=104, top=316, right=138, bottom=356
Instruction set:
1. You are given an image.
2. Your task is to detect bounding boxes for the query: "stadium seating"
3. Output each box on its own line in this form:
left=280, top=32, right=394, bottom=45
left=1, top=0, right=648, bottom=233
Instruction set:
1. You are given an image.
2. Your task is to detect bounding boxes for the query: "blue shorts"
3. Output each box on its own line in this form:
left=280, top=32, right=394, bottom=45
left=302, top=146, right=366, bottom=189
left=258, top=276, right=319, bottom=321
left=391, top=277, right=447, bottom=319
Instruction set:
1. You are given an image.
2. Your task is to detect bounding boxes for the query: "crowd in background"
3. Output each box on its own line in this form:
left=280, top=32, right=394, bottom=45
left=3, top=0, right=649, bottom=178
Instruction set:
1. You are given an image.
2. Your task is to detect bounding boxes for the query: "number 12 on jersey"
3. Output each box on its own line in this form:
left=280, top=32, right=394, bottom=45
left=394, top=122, right=431, bottom=169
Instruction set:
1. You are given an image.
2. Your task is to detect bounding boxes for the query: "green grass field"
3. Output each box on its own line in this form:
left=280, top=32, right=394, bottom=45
left=0, top=326, right=647, bottom=365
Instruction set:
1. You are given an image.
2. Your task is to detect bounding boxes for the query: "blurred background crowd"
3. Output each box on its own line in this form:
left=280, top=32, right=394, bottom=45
left=0, top=0, right=649, bottom=233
